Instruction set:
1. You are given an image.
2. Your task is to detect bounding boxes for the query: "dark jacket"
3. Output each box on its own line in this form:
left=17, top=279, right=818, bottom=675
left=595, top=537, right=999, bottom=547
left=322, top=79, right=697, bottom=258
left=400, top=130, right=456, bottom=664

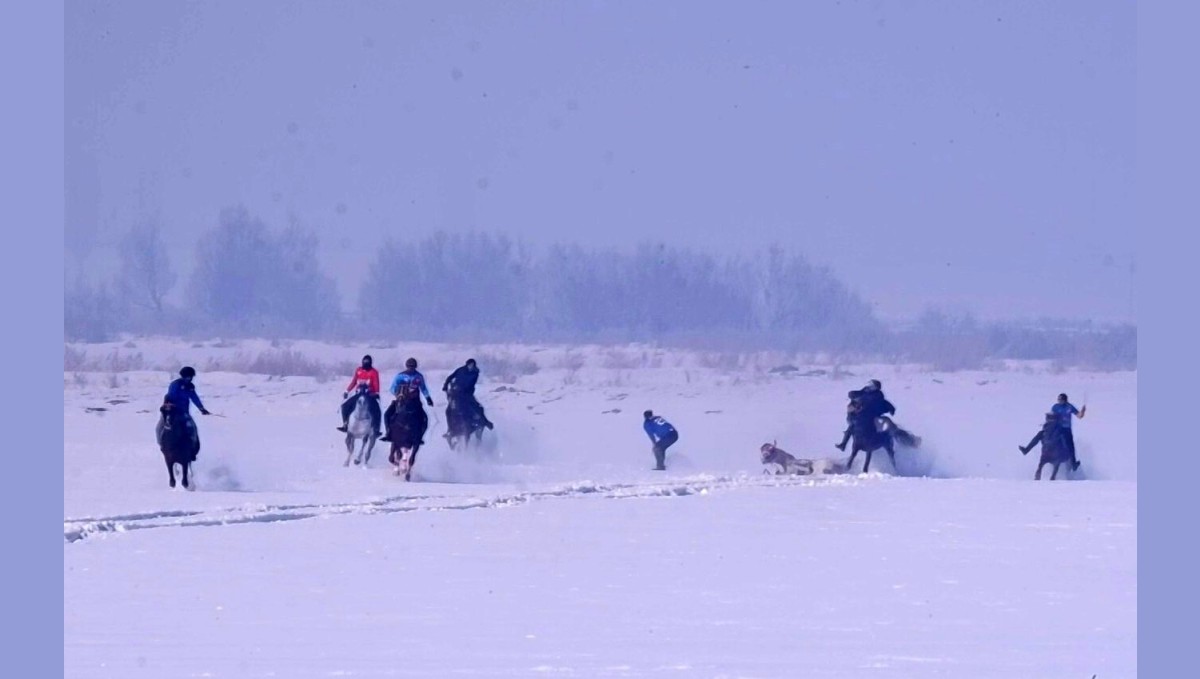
left=443, top=365, right=480, bottom=396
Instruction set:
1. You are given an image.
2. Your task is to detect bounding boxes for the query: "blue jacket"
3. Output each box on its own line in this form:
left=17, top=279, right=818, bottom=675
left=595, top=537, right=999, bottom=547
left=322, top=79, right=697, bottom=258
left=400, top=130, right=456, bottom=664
left=164, top=378, right=206, bottom=416
left=644, top=416, right=677, bottom=442
left=1051, top=402, right=1079, bottom=429
left=391, top=369, right=432, bottom=400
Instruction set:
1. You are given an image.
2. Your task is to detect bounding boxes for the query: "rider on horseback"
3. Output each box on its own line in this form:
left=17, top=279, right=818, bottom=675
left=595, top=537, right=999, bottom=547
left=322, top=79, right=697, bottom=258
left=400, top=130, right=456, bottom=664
left=337, top=355, right=382, bottom=437
left=442, top=358, right=495, bottom=431
left=157, top=366, right=210, bottom=453
left=836, top=380, right=894, bottom=451
left=381, top=358, right=434, bottom=443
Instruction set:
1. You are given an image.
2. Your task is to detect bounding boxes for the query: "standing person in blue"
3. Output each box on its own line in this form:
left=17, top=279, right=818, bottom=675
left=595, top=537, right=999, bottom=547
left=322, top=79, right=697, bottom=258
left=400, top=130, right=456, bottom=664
left=1051, top=393, right=1087, bottom=471
left=643, top=410, right=679, bottom=471
left=156, top=366, right=210, bottom=453
left=381, top=357, right=434, bottom=443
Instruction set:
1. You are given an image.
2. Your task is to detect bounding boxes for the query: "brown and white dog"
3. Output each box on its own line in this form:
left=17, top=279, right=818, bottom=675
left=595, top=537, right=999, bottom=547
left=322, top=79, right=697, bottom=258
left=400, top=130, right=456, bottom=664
left=760, top=442, right=850, bottom=476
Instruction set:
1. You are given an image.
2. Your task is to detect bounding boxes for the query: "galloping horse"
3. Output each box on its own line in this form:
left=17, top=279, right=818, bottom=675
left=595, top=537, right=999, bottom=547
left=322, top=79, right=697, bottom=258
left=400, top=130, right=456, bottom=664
left=1021, top=416, right=1074, bottom=481
left=156, top=406, right=198, bottom=490
left=343, top=386, right=380, bottom=467
left=845, top=416, right=921, bottom=474
left=444, top=394, right=487, bottom=450
left=387, top=390, right=428, bottom=481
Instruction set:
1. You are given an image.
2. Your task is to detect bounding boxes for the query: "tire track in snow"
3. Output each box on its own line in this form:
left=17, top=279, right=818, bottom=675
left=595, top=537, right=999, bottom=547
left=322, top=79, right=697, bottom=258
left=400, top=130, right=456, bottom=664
left=64, top=473, right=877, bottom=544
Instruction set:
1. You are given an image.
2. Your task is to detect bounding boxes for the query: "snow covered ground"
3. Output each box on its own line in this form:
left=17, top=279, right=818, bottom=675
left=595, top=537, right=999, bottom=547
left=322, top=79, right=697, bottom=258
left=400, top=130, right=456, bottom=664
left=64, top=340, right=1136, bottom=678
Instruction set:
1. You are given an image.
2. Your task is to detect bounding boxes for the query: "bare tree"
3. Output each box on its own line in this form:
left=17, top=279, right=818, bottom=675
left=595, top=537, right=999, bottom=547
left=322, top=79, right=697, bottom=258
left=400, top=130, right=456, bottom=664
left=115, top=220, right=176, bottom=314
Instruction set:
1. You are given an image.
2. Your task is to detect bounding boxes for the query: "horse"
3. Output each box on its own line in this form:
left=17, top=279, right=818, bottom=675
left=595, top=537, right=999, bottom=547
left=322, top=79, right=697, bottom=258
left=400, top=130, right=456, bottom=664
left=156, top=407, right=198, bottom=490
left=387, top=391, right=428, bottom=481
left=444, top=393, right=487, bottom=450
left=1022, top=420, right=1073, bottom=480
left=343, top=388, right=380, bottom=467
left=845, top=415, right=920, bottom=474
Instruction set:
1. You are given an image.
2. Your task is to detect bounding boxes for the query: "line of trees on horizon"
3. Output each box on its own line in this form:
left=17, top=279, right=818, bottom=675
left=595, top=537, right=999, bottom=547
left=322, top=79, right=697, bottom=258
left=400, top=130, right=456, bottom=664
left=63, top=205, right=1137, bottom=370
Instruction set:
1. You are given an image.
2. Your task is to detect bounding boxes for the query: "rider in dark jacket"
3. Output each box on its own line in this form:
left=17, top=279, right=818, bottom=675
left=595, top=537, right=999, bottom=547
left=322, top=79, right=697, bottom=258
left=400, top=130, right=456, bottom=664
left=443, top=358, right=494, bottom=430
left=836, top=380, right=894, bottom=450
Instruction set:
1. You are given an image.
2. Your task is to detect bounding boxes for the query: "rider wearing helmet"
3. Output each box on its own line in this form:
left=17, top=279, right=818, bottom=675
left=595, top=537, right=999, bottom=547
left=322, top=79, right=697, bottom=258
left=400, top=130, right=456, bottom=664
left=836, top=379, right=894, bottom=451
left=157, top=366, right=210, bottom=453
left=442, top=358, right=494, bottom=431
left=337, top=355, right=382, bottom=436
left=381, top=358, right=434, bottom=442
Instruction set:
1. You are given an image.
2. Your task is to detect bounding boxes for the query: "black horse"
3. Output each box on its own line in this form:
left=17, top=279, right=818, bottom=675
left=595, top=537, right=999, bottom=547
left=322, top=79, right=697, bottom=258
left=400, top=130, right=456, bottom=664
left=845, top=415, right=922, bottom=474
left=1020, top=415, right=1073, bottom=480
left=444, top=394, right=489, bottom=450
left=387, top=392, right=428, bottom=481
left=156, top=406, right=199, bottom=489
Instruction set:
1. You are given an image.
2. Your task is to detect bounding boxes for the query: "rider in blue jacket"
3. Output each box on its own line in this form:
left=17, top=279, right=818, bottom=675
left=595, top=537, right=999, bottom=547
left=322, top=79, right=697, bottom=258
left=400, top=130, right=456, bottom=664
left=381, top=358, right=434, bottom=442
left=157, top=366, right=210, bottom=452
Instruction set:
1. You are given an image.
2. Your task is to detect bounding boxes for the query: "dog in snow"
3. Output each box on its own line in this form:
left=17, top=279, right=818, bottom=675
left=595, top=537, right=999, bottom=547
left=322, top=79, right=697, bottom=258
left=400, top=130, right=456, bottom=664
left=760, top=442, right=849, bottom=476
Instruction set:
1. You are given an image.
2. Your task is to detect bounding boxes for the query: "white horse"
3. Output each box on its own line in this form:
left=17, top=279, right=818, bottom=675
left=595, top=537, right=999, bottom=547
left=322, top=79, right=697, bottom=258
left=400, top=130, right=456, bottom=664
left=344, top=391, right=380, bottom=467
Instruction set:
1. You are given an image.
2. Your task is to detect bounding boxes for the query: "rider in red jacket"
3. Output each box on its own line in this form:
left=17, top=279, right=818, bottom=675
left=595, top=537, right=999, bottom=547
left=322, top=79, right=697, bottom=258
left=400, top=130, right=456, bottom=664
left=337, top=355, right=382, bottom=435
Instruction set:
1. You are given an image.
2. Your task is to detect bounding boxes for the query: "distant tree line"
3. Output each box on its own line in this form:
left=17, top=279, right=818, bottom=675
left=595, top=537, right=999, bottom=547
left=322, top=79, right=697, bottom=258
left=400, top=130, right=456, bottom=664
left=63, top=205, right=1136, bottom=370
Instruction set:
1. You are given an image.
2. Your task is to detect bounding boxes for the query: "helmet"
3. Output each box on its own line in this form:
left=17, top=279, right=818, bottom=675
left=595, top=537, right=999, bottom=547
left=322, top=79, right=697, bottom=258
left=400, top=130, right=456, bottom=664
left=406, top=357, right=418, bottom=369
left=466, top=358, right=477, bottom=367
left=869, top=379, right=882, bottom=391
left=180, top=366, right=196, bottom=379
left=643, top=410, right=654, bottom=419
left=1058, top=393, right=1068, bottom=402
left=362, top=354, right=373, bottom=366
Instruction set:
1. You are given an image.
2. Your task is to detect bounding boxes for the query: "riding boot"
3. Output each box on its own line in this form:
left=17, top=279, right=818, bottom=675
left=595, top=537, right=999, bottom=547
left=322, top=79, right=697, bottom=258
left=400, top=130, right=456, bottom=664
left=337, top=421, right=348, bottom=432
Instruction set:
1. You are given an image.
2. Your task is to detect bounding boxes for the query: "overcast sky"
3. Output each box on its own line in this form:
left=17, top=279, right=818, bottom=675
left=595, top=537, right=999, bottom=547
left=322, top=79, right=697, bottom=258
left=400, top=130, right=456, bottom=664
left=66, top=0, right=1135, bottom=323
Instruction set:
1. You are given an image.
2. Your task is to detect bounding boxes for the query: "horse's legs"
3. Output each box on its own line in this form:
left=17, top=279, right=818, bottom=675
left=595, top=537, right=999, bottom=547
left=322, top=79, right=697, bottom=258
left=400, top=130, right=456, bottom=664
left=406, top=446, right=421, bottom=481
left=1035, top=460, right=1045, bottom=480
left=165, top=454, right=176, bottom=488
left=884, top=439, right=897, bottom=471
left=344, top=433, right=355, bottom=467
left=1050, top=462, right=1061, bottom=481
left=846, top=443, right=860, bottom=471
left=863, top=448, right=874, bottom=474
left=181, top=461, right=190, bottom=489
left=362, top=436, right=375, bottom=466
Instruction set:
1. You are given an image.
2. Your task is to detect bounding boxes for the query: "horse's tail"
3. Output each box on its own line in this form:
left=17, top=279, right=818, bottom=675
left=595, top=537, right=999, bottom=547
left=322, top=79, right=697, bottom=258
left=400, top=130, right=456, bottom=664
left=893, top=428, right=921, bottom=448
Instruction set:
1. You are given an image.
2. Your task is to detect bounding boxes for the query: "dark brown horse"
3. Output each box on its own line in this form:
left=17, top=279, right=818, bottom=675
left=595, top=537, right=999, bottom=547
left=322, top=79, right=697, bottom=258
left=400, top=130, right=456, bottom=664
left=845, top=416, right=921, bottom=474
left=387, top=392, right=428, bottom=481
left=156, top=406, right=198, bottom=490
left=444, top=394, right=488, bottom=450
left=1020, top=416, right=1073, bottom=480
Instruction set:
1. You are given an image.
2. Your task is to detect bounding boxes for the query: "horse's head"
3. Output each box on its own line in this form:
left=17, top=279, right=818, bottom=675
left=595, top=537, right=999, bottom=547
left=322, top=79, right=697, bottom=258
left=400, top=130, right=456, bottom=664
left=760, top=441, right=784, bottom=463
left=760, top=443, right=775, bottom=463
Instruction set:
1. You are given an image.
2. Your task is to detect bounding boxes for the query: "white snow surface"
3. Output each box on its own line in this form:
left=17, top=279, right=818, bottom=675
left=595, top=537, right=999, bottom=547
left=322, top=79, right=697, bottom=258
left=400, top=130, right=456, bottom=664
left=64, top=340, right=1136, bottom=678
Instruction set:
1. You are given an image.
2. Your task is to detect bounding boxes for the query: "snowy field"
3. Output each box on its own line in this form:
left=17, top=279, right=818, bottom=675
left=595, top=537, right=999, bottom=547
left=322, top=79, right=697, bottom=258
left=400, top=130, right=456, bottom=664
left=64, top=340, right=1137, bottom=678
